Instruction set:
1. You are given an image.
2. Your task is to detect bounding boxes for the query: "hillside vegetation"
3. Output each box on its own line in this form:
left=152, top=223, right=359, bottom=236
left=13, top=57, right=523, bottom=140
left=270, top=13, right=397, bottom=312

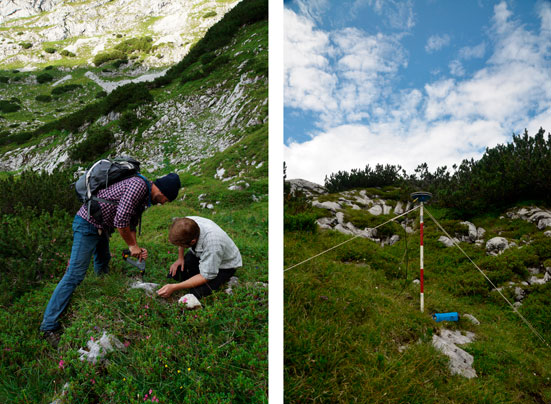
left=0, top=1, right=268, bottom=402
left=285, top=132, right=551, bottom=403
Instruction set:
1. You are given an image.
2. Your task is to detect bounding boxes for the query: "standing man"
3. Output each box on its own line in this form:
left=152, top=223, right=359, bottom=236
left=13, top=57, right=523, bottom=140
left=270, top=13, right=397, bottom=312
left=40, top=173, right=181, bottom=347
left=157, top=216, right=242, bottom=299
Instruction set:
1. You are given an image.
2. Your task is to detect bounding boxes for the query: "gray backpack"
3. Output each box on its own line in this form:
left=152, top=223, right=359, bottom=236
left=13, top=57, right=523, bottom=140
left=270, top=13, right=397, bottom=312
left=75, top=157, right=149, bottom=228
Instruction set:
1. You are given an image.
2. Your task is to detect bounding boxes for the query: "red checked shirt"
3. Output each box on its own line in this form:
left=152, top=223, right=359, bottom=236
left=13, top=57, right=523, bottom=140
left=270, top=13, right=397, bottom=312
left=77, top=177, right=150, bottom=231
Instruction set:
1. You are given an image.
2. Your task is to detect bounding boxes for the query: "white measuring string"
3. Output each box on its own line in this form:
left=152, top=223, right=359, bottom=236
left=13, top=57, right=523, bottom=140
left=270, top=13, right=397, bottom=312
left=284, top=205, right=420, bottom=272
left=424, top=207, right=550, bottom=348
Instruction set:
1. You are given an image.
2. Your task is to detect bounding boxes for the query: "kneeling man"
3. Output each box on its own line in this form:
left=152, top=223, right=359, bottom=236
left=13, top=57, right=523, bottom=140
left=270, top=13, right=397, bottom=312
left=157, top=216, right=242, bottom=299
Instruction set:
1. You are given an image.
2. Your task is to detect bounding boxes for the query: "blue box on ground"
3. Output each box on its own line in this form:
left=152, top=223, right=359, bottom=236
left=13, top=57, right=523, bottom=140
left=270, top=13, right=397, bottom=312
left=432, top=312, right=459, bottom=322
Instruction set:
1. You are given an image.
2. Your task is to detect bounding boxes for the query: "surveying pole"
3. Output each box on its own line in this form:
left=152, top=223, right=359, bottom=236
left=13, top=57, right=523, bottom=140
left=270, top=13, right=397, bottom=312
left=411, top=191, right=432, bottom=313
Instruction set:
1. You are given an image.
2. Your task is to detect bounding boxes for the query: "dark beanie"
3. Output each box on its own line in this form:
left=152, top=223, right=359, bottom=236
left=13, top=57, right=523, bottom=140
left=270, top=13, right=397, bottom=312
left=154, top=173, right=181, bottom=201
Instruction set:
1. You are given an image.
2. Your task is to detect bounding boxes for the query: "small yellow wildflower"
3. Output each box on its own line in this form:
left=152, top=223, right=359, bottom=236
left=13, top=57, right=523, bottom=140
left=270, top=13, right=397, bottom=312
left=188, top=367, right=191, bottom=371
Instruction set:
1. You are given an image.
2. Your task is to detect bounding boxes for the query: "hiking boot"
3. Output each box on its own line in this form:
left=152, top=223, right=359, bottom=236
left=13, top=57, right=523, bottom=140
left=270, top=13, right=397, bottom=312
left=42, top=330, right=62, bottom=348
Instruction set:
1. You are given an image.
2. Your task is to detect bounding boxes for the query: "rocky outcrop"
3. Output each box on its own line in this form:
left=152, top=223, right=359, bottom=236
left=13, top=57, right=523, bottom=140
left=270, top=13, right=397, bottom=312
left=0, top=65, right=267, bottom=173
left=438, top=221, right=486, bottom=248
left=507, top=207, right=551, bottom=230
left=0, top=0, right=241, bottom=68
left=311, top=190, right=410, bottom=247
left=286, top=179, right=326, bottom=197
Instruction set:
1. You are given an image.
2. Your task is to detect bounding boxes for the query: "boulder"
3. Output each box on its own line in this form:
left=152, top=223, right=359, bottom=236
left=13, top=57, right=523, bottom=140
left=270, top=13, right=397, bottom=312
left=486, top=237, right=509, bottom=255
left=287, top=179, right=326, bottom=196
left=394, top=201, right=404, bottom=214
left=438, top=236, right=455, bottom=248
left=336, top=212, right=345, bottom=225
left=368, top=205, right=383, bottom=216
left=316, top=217, right=335, bottom=229
left=312, top=200, right=341, bottom=212
left=388, top=235, right=400, bottom=246
left=461, top=221, right=478, bottom=242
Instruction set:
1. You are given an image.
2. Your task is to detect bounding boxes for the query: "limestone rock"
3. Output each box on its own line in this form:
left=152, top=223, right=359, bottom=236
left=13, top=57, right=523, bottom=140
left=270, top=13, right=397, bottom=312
left=439, top=236, right=455, bottom=247
left=78, top=332, right=126, bottom=364
left=178, top=293, right=202, bottom=309
left=130, top=281, right=160, bottom=297
left=432, top=329, right=477, bottom=379
left=486, top=237, right=509, bottom=255
left=463, top=314, right=480, bottom=325
left=312, top=200, right=341, bottom=212
left=287, top=178, right=326, bottom=196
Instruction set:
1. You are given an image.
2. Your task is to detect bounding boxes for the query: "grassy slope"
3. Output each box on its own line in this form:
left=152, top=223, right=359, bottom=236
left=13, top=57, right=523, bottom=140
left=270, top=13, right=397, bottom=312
left=0, top=13, right=268, bottom=404
left=284, top=190, right=551, bottom=403
left=0, top=125, right=268, bottom=403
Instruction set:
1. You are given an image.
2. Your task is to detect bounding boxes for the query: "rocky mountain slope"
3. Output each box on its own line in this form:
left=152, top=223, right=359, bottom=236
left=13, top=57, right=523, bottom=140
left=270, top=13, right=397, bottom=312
left=285, top=178, right=551, bottom=402
left=0, top=0, right=241, bottom=69
left=0, top=3, right=267, bottom=176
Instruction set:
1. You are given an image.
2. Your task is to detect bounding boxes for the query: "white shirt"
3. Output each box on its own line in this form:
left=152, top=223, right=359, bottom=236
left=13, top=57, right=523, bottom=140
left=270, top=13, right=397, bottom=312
left=187, top=216, right=242, bottom=280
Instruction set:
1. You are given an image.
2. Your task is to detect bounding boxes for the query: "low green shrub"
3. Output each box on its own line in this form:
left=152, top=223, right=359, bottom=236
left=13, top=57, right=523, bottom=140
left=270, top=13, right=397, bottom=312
left=44, top=47, right=57, bottom=54
left=114, top=36, right=153, bottom=54
left=36, top=72, right=54, bottom=83
left=51, top=83, right=83, bottom=95
left=95, top=90, right=107, bottom=98
left=60, top=49, right=76, bottom=57
left=119, top=110, right=141, bottom=132
left=69, top=127, right=115, bottom=162
left=0, top=100, right=21, bottom=113
left=0, top=207, right=73, bottom=306
left=20, top=42, right=32, bottom=49
left=0, top=76, right=9, bottom=83
left=284, top=213, right=318, bottom=232
left=35, top=94, right=52, bottom=102
left=93, top=50, right=126, bottom=66
left=203, top=11, right=217, bottom=18
left=200, top=52, right=216, bottom=65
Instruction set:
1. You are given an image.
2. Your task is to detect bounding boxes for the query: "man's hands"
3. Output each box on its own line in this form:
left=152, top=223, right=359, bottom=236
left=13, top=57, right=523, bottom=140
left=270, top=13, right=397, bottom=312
left=157, top=284, right=176, bottom=298
left=169, top=258, right=184, bottom=277
left=129, top=245, right=148, bottom=261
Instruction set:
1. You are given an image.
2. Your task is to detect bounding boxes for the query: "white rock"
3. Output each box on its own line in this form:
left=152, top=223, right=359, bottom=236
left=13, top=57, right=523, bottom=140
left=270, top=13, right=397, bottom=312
left=439, top=236, right=455, bottom=247
left=394, top=201, right=404, bottom=215
left=432, top=330, right=477, bottom=379
left=129, top=281, right=160, bottom=297
left=486, top=237, right=509, bottom=255
left=312, top=201, right=341, bottom=212
left=316, top=217, right=336, bottom=229
left=178, top=293, right=202, bottom=309
left=336, top=212, right=345, bottom=225
left=224, top=276, right=239, bottom=294
left=78, top=332, right=126, bottom=364
left=461, top=221, right=478, bottom=242
left=388, top=235, right=400, bottom=246
left=368, top=205, right=383, bottom=216
left=463, top=314, right=480, bottom=325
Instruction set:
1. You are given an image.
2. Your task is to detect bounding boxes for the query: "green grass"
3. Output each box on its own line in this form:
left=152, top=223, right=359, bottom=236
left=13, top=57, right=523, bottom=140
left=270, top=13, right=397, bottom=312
left=285, top=195, right=551, bottom=403
left=0, top=163, right=268, bottom=403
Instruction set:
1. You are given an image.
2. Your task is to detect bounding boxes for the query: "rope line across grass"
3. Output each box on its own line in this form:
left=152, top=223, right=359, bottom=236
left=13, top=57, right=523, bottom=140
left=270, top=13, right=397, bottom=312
left=284, top=206, right=420, bottom=272
left=424, top=207, right=550, bottom=349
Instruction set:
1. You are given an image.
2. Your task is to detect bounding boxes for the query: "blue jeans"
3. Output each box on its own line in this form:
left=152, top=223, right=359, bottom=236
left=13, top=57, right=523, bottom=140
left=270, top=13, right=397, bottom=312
left=40, top=215, right=110, bottom=331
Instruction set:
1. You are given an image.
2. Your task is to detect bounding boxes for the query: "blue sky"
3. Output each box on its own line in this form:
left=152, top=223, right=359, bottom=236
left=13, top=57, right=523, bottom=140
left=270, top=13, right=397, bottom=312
left=284, top=0, right=551, bottom=183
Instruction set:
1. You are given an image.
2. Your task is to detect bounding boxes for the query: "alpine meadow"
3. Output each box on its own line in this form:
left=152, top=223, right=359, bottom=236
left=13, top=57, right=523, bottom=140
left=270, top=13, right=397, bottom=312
left=0, top=0, right=268, bottom=403
left=284, top=129, right=551, bottom=403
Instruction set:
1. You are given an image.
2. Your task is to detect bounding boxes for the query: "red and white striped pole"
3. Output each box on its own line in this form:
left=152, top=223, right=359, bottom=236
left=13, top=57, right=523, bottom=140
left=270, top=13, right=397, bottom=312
left=420, top=201, right=424, bottom=313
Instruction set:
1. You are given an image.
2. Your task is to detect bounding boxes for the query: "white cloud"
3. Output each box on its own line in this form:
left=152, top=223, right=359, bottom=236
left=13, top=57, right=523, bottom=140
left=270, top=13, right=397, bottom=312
left=285, top=1, right=551, bottom=183
left=459, top=43, right=486, bottom=59
left=449, top=60, right=465, bottom=76
left=425, top=33, right=450, bottom=53
left=364, top=0, right=415, bottom=30
left=285, top=9, right=406, bottom=128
